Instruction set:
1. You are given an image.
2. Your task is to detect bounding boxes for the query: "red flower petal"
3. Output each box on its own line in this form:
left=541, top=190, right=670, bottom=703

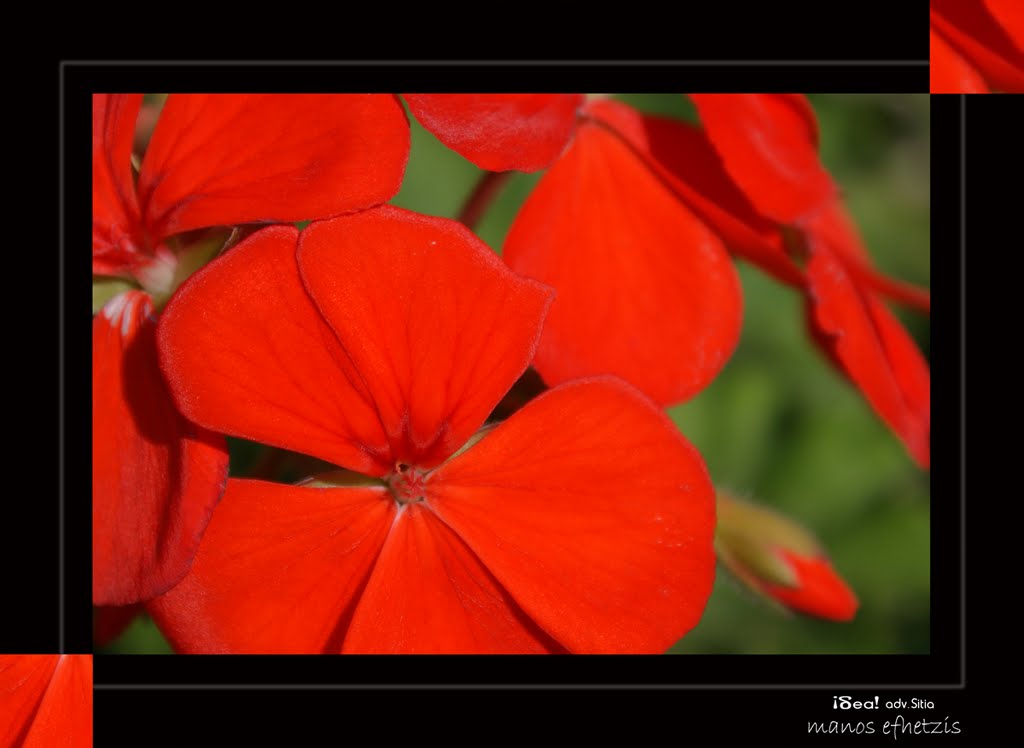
left=803, top=202, right=930, bottom=314
left=504, top=108, right=742, bottom=406
left=93, top=292, right=229, bottom=605
left=0, top=656, right=58, bottom=748
left=343, top=504, right=562, bottom=653
left=93, top=94, right=143, bottom=276
left=984, top=0, right=1024, bottom=48
left=148, top=480, right=395, bottom=653
left=761, top=551, right=858, bottom=622
left=931, top=0, right=1024, bottom=92
left=135, top=94, right=410, bottom=243
left=806, top=247, right=930, bottom=468
left=429, top=377, right=717, bottom=654
left=20, top=657, right=92, bottom=748
left=404, top=94, right=583, bottom=172
left=0, top=655, right=92, bottom=748
left=148, top=481, right=395, bottom=651
left=584, top=99, right=803, bottom=287
left=158, top=226, right=391, bottom=476
left=298, top=206, right=554, bottom=468
left=931, top=27, right=992, bottom=92
left=690, top=94, right=837, bottom=224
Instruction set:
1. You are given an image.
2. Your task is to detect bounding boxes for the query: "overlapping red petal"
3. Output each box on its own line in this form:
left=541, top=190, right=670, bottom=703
left=505, top=99, right=742, bottom=406
left=584, top=99, right=802, bottom=287
left=158, top=226, right=392, bottom=477
left=430, top=377, right=717, bottom=653
left=760, top=551, right=858, bottom=622
left=92, top=94, right=143, bottom=276
left=931, top=0, right=1024, bottom=93
left=93, top=291, right=229, bottom=605
left=690, top=94, right=837, bottom=225
left=817, top=205, right=931, bottom=313
left=0, top=655, right=92, bottom=748
left=805, top=242, right=930, bottom=468
left=148, top=481, right=395, bottom=653
left=342, top=504, right=563, bottom=653
left=298, top=206, right=554, bottom=468
left=931, top=27, right=991, bottom=93
left=404, top=94, right=583, bottom=172
left=985, top=0, right=1024, bottom=44
left=136, top=94, right=410, bottom=242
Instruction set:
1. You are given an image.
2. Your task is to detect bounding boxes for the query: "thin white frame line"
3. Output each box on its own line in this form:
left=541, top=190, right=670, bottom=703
left=70, top=81, right=949, bottom=687
left=63, top=59, right=929, bottom=67
left=59, top=66, right=66, bottom=655
left=960, top=94, right=967, bottom=687
left=94, top=682, right=965, bottom=691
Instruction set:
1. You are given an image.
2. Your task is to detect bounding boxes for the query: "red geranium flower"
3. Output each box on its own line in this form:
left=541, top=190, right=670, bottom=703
left=0, top=655, right=92, bottom=748
left=405, top=94, right=743, bottom=407
left=687, top=95, right=930, bottom=467
left=147, top=206, right=716, bottom=654
left=930, top=0, right=1024, bottom=93
left=403, top=93, right=929, bottom=467
left=92, top=94, right=410, bottom=606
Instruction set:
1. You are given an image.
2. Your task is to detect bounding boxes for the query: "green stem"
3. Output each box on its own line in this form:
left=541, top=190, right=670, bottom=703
left=457, top=171, right=512, bottom=231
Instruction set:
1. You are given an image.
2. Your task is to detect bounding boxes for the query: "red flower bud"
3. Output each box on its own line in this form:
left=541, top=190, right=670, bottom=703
left=716, top=493, right=858, bottom=622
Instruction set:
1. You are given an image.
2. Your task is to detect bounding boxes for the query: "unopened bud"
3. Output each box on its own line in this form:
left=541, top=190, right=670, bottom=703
left=716, top=492, right=858, bottom=621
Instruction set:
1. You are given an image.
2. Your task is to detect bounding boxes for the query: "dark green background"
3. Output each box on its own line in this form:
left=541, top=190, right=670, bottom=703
left=102, top=94, right=930, bottom=655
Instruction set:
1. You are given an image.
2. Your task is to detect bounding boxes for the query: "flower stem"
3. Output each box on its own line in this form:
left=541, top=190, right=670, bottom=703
left=458, top=171, right=512, bottom=231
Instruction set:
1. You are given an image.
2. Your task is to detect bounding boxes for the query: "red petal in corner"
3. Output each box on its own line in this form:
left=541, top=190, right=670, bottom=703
left=806, top=247, right=930, bottom=468
left=429, top=377, right=717, bottom=654
left=158, top=226, right=391, bottom=477
left=136, top=94, right=410, bottom=243
left=0, top=656, right=91, bottom=748
left=0, top=655, right=59, bottom=748
left=343, top=504, right=562, bottom=653
left=93, top=94, right=144, bottom=275
left=148, top=481, right=395, bottom=654
left=931, top=27, right=992, bottom=92
left=984, top=0, right=1024, bottom=49
left=504, top=113, right=742, bottom=406
left=690, top=94, right=837, bottom=225
left=93, top=292, right=229, bottom=605
left=931, top=0, right=1024, bottom=92
left=584, top=99, right=803, bottom=288
left=298, top=206, right=554, bottom=469
left=761, top=551, right=858, bottom=622
left=20, top=656, right=93, bottom=748
left=404, top=94, right=583, bottom=172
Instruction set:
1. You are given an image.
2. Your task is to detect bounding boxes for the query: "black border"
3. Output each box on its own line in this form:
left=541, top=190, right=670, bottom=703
left=64, top=66, right=988, bottom=748
left=69, top=61, right=926, bottom=94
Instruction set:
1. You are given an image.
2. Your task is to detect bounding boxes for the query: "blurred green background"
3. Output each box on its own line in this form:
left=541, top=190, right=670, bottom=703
left=100, top=94, right=930, bottom=654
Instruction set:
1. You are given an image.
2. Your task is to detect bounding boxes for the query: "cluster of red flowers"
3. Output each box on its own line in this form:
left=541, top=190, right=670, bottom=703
left=92, top=94, right=929, bottom=654
left=930, top=0, right=1024, bottom=92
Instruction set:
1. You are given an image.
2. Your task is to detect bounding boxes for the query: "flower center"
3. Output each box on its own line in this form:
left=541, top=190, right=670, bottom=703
left=387, top=462, right=427, bottom=505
